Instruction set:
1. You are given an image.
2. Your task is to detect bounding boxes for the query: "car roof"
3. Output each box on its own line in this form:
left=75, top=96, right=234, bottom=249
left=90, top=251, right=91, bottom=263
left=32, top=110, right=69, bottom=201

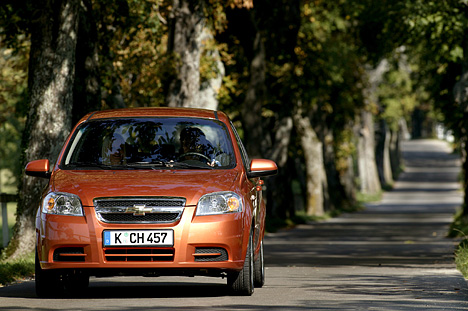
left=82, top=107, right=229, bottom=123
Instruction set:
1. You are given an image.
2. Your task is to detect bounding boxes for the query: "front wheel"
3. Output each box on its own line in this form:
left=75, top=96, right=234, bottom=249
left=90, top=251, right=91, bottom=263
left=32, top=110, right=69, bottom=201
left=62, top=270, right=89, bottom=294
left=35, top=249, right=89, bottom=298
left=227, top=232, right=254, bottom=296
left=35, top=250, right=63, bottom=298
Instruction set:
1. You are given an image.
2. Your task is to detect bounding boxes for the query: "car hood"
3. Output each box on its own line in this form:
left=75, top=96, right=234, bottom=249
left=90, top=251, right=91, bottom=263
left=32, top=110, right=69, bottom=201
left=51, top=169, right=240, bottom=206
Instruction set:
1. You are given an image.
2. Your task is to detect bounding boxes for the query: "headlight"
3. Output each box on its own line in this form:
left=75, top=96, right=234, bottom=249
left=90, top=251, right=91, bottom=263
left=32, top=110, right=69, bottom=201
left=196, top=191, right=243, bottom=216
left=42, top=192, right=84, bottom=216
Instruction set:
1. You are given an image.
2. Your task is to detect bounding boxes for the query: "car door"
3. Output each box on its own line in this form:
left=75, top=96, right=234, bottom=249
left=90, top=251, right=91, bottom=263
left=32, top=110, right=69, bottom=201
left=230, top=122, right=263, bottom=249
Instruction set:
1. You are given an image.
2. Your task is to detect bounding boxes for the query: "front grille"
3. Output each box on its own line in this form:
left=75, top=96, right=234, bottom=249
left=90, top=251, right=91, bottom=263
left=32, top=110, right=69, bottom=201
left=53, top=247, right=86, bottom=262
left=104, top=248, right=174, bottom=262
left=94, top=197, right=185, bottom=224
left=100, top=213, right=180, bottom=223
left=194, top=247, right=228, bottom=262
left=98, top=200, right=184, bottom=208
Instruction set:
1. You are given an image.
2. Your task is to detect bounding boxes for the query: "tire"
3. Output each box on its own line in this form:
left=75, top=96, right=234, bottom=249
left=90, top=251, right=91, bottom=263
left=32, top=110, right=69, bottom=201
left=228, top=232, right=254, bottom=296
left=35, top=250, right=63, bottom=298
left=253, top=239, right=265, bottom=288
left=62, top=270, right=90, bottom=295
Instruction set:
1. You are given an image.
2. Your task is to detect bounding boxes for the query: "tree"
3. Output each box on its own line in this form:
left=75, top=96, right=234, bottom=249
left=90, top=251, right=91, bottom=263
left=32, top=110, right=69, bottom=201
left=5, top=0, right=80, bottom=260
left=292, top=101, right=327, bottom=216
left=389, top=0, right=467, bottom=215
left=293, top=0, right=370, bottom=213
left=72, top=0, right=101, bottom=124
left=166, top=0, right=229, bottom=109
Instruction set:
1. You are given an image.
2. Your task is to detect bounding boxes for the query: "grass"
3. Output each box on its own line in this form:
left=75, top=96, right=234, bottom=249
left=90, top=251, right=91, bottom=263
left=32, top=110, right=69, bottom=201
left=448, top=207, right=468, bottom=278
left=455, top=239, right=468, bottom=278
left=0, top=251, right=35, bottom=286
left=356, top=190, right=383, bottom=204
left=0, top=203, right=28, bottom=287
left=0, top=169, right=30, bottom=287
left=448, top=207, right=468, bottom=238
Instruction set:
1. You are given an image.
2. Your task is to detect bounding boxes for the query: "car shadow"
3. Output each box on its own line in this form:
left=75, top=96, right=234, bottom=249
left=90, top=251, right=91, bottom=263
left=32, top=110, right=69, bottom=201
left=0, top=278, right=231, bottom=299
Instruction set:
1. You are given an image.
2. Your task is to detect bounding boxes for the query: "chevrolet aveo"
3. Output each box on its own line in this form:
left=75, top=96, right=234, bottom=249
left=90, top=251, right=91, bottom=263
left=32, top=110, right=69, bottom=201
left=26, top=108, right=277, bottom=297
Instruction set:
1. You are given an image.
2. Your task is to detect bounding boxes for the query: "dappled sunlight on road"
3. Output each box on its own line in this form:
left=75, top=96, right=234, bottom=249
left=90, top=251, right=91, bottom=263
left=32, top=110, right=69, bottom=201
left=265, top=139, right=463, bottom=270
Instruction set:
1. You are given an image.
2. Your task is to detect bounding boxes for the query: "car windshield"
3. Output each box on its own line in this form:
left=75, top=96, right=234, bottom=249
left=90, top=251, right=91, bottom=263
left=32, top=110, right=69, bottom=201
left=61, top=117, right=236, bottom=170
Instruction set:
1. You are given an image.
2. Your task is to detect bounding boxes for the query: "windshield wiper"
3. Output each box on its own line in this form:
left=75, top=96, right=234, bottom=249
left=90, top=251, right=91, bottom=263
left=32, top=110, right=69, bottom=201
left=168, top=161, right=214, bottom=170
left=66, top=162, right=117, bottom=170
left=125, top=161, right=167, bottom=169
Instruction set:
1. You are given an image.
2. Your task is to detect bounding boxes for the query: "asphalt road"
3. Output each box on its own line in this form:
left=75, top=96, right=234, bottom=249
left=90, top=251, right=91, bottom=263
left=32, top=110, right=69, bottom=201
left=1, top=139, right=468, bottom=310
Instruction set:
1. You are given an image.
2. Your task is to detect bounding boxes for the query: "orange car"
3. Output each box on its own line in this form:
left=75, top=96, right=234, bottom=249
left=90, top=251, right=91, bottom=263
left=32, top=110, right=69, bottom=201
left=26, top=108, right=277, bottom=297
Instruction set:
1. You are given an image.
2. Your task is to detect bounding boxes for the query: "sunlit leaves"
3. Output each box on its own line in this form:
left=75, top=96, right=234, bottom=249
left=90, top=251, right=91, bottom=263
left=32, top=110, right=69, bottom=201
left=377, top=57, right=418, bottom=132
left=95, top=0, right=169, bottom=108
left=296, top=0, right=365, bottom=121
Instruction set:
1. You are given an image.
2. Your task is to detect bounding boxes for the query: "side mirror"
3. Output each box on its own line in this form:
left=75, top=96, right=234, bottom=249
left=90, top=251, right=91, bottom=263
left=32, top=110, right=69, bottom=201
left=247, top=159, right=278, bottom=179
left=25, top=159, right=51, bottom=179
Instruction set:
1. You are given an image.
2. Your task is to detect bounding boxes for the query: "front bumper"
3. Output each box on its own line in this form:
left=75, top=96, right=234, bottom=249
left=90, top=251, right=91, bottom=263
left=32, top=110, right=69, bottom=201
left=36, top=205, right=247, bottom=274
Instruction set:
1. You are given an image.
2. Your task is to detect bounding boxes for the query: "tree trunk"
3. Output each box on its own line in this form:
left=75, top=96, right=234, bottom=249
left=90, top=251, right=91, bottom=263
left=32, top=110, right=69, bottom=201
left=166, top=0, right=205, bottom=108
left=265, top=116, right=294, bottom=218
left=358, top=61, right=386, bottom=195
left=165, top=0, right=223, bottom=110
left=72, top=0, right=101, bottom=124
left=5, top=0, right=80, bottom=260
left=390, top=125, right=402, bottom=180
left=241, top=31, right=267, bottom=158
left=376, top=119, right=393, bottom=188
left=356, top=110, right=381, bottom=195
left=197, top=29, right=224, bottom=111
left=340, top=153, right=357, bottom=207
left=463, top=141, right=468, bottom=217
left=293, top=102, right=327, bottom=217
left=323, top=129, right=354, bottom=211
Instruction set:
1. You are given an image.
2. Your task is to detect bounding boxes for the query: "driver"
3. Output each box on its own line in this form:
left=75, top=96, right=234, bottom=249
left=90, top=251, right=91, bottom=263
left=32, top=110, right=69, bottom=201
left=179, top=127, right=215, bottom=165
left=102, top=133, right=126, bottom=165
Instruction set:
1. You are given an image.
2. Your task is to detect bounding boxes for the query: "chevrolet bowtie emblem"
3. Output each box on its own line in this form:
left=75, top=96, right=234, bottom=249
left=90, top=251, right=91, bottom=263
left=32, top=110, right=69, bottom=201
left=125, top=204, right=152, bottom=216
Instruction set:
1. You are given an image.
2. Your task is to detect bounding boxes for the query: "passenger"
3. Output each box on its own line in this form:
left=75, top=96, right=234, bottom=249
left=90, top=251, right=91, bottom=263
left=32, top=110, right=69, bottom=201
left=102, top=133, right=126, bottom=165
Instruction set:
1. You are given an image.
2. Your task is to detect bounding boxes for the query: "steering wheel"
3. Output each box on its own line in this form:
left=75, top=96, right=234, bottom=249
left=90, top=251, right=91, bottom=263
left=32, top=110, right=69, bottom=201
left=178, top=152, right=211, bottom=162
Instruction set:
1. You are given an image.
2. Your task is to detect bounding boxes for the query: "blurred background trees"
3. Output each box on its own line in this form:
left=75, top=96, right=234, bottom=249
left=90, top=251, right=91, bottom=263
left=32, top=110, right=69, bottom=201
left=1, top=0, right=468, bottom=258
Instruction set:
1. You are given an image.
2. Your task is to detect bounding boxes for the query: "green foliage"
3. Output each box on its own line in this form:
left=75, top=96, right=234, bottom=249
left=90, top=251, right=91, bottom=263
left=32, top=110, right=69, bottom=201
left=397, top=0, right=467, bottom=137
left=455, top=237, right=468, bottom=278
left=0, top=251, right=34, bottom=286
left=356, top=190, right=383, bottom=204
left=377, top=54, right=418, bottom=132
left=296, top=1, right=362, bottom=102
left=0, top=37, right=28, bottom=187
left=95, top=0, right=170, bottom=108
left=0, top=1, right=32, bottom=52
left=199, top=38, right=224, bottom=84
left=448, top=208, right=468, bottom=238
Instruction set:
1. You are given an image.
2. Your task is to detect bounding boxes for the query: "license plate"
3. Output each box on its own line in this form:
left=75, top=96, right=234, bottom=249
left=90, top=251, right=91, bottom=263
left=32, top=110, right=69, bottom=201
left=103, top=230, right=173, bottom=247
